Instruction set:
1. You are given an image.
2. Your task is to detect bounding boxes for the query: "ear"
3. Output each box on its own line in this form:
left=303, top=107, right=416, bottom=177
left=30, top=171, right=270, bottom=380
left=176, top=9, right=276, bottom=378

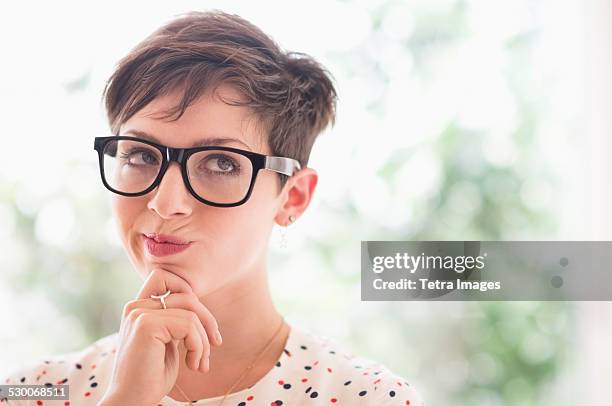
left=274, top=167, right=318, bottom=226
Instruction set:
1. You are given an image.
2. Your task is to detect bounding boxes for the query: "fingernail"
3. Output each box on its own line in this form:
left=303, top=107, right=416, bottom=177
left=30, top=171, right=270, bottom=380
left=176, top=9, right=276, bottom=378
left=204, top=357, right=210, bottom=371
left=215, top=329, right=223, bottom=345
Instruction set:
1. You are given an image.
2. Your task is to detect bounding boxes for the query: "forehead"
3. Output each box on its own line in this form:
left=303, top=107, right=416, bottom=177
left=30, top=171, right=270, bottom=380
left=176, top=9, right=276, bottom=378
left=119, top=84, right=269, bottom=153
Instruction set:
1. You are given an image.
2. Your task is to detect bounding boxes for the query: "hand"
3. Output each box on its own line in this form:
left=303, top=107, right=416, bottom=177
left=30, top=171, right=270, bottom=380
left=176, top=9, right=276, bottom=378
left=99, top=268, right=223, bottom=405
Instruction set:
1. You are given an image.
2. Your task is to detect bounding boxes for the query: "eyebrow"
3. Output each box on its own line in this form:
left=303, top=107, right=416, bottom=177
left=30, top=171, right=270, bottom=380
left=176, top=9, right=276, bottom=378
left=122, top=129, right=253, bottom=151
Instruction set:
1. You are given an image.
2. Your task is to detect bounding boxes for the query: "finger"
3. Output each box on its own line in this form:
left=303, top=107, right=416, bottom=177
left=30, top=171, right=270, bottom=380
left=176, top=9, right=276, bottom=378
left=136, top=268, right=194, bottom=300
left=123, top=294, right=221, bottom=347
left=125, top=289, right=216, bottom=373
left=122, top=298, right=156, bottom=322
left=177, top=313, right=210, bottom=373
left=164, top=293, right=222, bottom=347
left=122, top=296, right=214, bottom=371
left=173, top=308, right=211, bottom=372
left=133, top=310, right=203, bottom=371
left=121, top=297, right=172, bottom=322
left=131, top=307, right=210, bottom=371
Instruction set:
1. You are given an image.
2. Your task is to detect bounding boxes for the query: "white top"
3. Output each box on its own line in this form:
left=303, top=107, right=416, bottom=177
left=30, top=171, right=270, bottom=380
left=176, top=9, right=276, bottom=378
left=1, top=323, right=423, bottom=405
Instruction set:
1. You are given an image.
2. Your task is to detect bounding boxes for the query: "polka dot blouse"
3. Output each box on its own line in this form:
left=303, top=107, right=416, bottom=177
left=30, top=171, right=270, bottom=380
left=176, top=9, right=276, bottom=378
left=1, top=324, right=423, bottom=405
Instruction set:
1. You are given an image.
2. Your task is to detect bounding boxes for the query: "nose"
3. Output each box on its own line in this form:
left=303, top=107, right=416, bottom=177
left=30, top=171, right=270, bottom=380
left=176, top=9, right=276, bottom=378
left=147, top=162, right=193, bottom=219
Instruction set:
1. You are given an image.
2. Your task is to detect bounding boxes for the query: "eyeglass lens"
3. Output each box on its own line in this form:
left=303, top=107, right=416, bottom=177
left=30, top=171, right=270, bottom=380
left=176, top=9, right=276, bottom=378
left=102, top=139, right=254, bottom=204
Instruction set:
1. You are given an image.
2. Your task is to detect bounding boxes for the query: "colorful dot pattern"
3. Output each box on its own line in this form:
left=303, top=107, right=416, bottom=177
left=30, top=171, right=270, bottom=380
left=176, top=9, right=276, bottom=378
left=1, top=325, right=423, bottom=405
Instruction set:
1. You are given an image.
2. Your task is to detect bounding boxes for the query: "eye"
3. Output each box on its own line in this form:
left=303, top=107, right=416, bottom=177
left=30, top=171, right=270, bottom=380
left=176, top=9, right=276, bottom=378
left=199, top=154, right=240, bottom=175
left=119, top=149, right=159, bottom=166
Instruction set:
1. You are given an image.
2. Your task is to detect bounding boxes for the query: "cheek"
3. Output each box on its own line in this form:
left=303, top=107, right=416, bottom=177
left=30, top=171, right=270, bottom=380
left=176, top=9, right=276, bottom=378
left=185, top=208, right=272, bottom=295
left=111, top=196, right=144, bottom=247
left=228, top=177, right=278, bottom=244
left=112, top=196, right=132, bottom=230
left=189, top=179, right=277, bottom=264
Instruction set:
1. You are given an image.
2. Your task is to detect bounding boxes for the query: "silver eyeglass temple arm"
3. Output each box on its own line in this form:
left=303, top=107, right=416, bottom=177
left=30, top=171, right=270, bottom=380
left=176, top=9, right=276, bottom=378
left=265, top=156, right=302, bottom=176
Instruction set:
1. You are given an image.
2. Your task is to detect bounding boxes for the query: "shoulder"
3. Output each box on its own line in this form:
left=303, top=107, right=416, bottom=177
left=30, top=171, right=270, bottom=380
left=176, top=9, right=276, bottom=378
left=283, top=325, right=424, bottom=405
left=1, top=332, right=119, bottom=405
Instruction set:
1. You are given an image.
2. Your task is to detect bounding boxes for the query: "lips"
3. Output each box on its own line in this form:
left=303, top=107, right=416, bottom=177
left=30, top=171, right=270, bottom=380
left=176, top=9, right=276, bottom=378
left=143, top=233, right=193, bottom=257
left=144, top=233, right=191, bottom=245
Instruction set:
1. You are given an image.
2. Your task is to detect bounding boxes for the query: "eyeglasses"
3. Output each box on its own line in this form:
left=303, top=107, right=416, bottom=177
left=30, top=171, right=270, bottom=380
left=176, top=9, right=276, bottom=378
left=93, top=136, right=301, bottom=207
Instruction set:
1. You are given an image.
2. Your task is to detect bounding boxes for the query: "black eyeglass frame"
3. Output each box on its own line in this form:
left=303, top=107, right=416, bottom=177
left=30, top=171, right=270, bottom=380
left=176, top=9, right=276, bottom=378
left=93, top=135, right=302, bottom=207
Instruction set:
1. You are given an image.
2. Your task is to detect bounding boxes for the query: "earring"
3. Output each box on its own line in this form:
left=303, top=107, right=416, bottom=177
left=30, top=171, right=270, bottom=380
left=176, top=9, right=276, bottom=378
left=279, top=215, right=296, bottom=249
left=279, top=225, right=288, bottom=249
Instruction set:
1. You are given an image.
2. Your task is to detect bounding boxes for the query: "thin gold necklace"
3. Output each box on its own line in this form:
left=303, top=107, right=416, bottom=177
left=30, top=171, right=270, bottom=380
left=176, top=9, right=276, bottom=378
left=172, top=316, right=287, bottom=406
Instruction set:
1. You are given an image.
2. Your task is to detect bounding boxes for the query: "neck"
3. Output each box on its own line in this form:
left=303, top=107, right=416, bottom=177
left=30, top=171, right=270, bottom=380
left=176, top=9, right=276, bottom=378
left=169, top=262, right=289, bottom=401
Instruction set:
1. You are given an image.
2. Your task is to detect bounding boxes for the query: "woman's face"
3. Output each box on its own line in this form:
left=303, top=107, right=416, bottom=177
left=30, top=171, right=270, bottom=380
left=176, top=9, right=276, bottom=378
left=111, top=85, right=287, bottom=297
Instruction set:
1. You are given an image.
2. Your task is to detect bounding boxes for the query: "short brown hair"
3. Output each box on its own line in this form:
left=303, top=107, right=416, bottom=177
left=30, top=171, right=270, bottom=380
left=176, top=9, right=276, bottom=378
left=102, top=10, right=338, bottom=191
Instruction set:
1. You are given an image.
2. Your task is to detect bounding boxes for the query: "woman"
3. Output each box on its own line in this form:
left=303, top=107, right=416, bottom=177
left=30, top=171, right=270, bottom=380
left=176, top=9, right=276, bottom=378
left=2, top=10, right=423, bottom=406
